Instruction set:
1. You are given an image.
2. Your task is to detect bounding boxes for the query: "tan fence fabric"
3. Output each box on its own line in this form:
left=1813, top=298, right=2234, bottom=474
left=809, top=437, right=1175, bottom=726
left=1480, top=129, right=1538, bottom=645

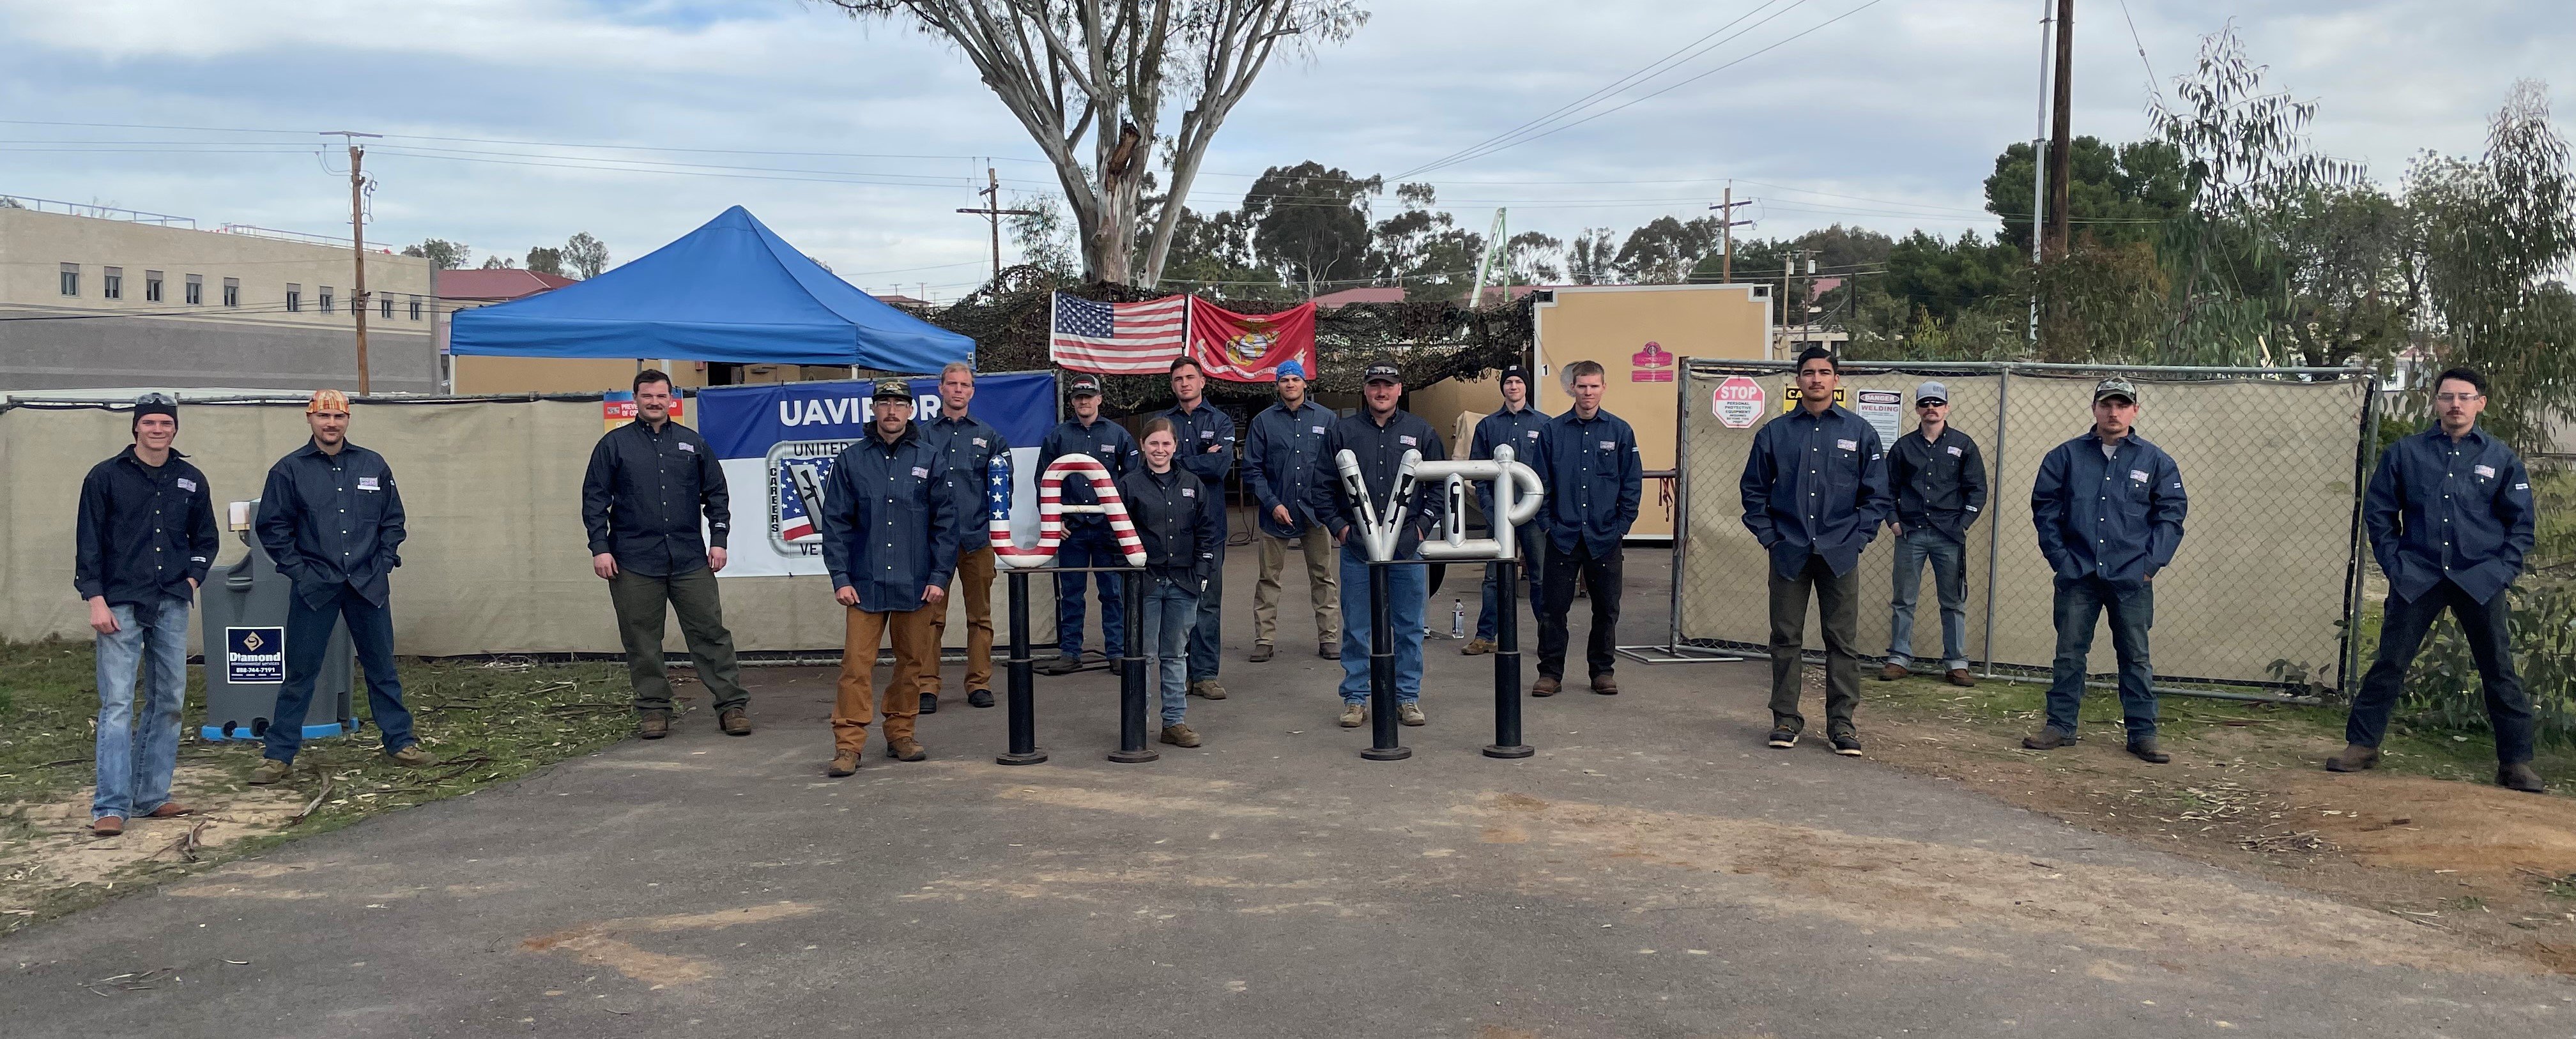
left=1675, top=361, right=2368, bottom=687
left=1, top=399, right=1052, bottom=656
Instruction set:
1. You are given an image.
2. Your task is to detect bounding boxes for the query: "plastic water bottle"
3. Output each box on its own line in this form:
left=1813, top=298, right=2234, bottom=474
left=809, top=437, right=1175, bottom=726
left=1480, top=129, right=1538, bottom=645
left=1452, top=598, right=1465, bottom=639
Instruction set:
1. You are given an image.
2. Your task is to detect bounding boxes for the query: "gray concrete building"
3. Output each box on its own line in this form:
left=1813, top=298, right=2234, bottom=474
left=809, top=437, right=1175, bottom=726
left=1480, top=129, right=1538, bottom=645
left=0, top=202, right=440, bottom=394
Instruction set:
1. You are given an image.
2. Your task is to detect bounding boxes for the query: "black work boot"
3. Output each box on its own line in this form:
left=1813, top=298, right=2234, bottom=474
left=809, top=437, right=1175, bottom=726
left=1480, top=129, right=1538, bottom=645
left=2021, top=727, right=2074, bottom=750
left=2325, top=743, right=2380, bottom=772
left=2126, top=735, right=2171, bottom=764
left=2501, top=762, right=2547, bottom=794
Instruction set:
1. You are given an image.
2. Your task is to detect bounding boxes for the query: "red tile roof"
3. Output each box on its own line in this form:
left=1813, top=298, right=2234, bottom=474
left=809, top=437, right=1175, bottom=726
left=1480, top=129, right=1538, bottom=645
left=436, top=268, right=579, bottom=301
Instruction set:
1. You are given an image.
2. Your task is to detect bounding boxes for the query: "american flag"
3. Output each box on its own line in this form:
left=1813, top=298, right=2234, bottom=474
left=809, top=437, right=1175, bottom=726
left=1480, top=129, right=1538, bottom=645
left=1049, top=292, right=1188, bottom=374
left=778, top=457, right=834, bottom=542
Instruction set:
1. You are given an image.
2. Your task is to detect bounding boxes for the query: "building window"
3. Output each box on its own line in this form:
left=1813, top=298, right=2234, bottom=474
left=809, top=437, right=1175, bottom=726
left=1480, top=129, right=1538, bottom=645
left=318, top=287, right=334, bottom=314
left=379, top=294, right=393, bottom=319
left=408, top=294, right=422, bottom=320
left=185, top=274, right=203, bottom=305
left=102, top=267, right=123, bottom=300
left=286, top=284, right=302, bottom=312
left=145, top=271, right=164, bottom=303
left=59, top=263, right=79, bottom=296
left=222, top=277, right=239, bottom=307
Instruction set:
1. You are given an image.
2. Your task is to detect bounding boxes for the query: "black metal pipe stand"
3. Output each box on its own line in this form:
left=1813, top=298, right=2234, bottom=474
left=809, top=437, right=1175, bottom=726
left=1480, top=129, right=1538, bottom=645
left=997, top=570, right=1046, bottom=766
left=1361, top=561, right=1411, bottom=761
left=1108, top=569, right=1158, bottom=763
left=1483, top=558, right=1534, bottom=759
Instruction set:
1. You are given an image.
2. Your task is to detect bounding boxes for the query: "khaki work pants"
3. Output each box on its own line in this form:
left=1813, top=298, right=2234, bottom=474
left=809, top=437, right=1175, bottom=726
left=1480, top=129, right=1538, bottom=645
left=920, top=547, right=997, bottom=695
left=833, top=602, right=940, bottom=754
left=1252, top=531, right=1340, bottom=646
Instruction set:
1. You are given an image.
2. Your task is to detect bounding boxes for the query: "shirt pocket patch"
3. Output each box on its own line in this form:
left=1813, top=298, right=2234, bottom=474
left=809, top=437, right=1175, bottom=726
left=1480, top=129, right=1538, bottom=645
left=1182, top=487, right=1197, bottom=498
left=357, top=476, right=381, bottom=492
left=2128, top=469, right=2150, bottom=483
left=1835, top=439, right=1858, bottom=452
left=1945, top=446, right=1962, bottom=457
left=677, top=442, right=696, bottom=453
left=176, top=477, right=198, bottom=492
left=1399, top=435, right=1418, bottom=446
left=911, top=466, right=930, bottom=478
left=2474, top=464, right=2497, bottom=478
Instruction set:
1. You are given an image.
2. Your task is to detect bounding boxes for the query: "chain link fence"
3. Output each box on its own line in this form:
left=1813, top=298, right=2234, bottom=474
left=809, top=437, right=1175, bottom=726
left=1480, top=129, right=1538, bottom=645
left=1669, top=360, right=2377, bottom=691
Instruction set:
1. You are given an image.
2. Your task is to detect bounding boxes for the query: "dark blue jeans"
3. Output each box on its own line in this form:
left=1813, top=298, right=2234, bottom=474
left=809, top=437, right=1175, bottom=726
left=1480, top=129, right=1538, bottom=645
left=2345, top=581, right=2536, bottom=765
left=2044, top=574, right=2157, bottom=741
left=267, top=582, right=415, bottom=762
left=1187, top=547, right=1223, bottom=683
left=1473, top=521, right=1543, bottom=642
left=1054, top=524, right=1125, bottom=660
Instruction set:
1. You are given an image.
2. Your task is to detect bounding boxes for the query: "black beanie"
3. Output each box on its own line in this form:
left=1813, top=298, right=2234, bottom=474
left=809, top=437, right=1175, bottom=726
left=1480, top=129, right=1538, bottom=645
left=133, top=393, right=178, bottom=432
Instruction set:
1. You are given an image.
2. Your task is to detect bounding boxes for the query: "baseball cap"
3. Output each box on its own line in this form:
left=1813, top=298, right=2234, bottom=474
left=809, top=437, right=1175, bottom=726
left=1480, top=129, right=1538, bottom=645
left=872, top=379, right=914, bottom=402
left=2093, top=377, right=2138, bottom=404
left=1363, top=361, right=1402, bottom=384
left=1067, top=374, right=1103, bottom=397
left=305, top=388, right=350, bottom=414
left=1274, top=360, right=1306, bottom=380
left=1914, top=381, right=1948, bottom=406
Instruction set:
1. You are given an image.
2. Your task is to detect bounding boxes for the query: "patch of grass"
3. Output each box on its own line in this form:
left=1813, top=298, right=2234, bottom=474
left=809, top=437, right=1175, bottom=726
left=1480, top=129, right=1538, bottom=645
left=0, top=638, right=635, bottom=934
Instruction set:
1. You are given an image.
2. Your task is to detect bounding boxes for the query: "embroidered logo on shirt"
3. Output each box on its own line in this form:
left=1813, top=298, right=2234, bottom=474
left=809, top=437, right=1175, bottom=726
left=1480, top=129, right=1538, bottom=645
left=1199, top=430, right=1215, bottom=439
left=677, top=442, right=696, bottom=453
left=357, top=476, right=380, bottom=492
left=2475, top=464, right=2497, bottom=478
left=1597, top=440, right=1615, bottom=450
left=2517, top=482, right=2531, bottom=490
left=190, top=555, right=208, bottom=563
left=176, top=478, right=197, bottom=491
left=1945, top=446, right=1963, bottom=457
left=911, top=466, right=930, bottom=478
left=2129, top=469, right=2150, bottom=483
left=1526, top=430, right=1540, bottom=439
left=972, top=437, right=988, bottom=448
left=1836, top=439, right=1857, bottom=451
left=1182, top=487, right=1197, bottom=498
left=1310, top=425, right=1326, bottom=434
left=1399, top=435, right=1418, bottom=446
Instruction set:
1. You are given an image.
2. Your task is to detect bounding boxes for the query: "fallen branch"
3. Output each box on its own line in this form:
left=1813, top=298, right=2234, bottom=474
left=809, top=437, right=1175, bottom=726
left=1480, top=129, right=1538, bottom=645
left=288, top=773, right=334, bottom=826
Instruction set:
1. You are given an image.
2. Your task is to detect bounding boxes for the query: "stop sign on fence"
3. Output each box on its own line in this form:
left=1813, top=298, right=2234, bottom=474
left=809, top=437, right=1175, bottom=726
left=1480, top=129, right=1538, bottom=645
left=1712, top=375, right=1765, bottom=429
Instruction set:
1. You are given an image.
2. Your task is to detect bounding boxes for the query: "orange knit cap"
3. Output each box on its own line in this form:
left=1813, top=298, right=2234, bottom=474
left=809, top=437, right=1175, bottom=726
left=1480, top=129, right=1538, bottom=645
left=306, top=388, right=351, bottom=414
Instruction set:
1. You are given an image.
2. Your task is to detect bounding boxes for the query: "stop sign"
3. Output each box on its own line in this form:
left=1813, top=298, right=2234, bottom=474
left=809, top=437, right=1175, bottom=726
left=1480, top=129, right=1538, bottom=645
left=1712, top=375, right=1765, bottom=429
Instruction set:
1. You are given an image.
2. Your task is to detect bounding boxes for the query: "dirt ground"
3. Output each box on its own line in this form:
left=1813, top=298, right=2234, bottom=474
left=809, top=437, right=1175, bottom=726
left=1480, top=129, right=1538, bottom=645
left=1862, top=672, right=2576, bottom=976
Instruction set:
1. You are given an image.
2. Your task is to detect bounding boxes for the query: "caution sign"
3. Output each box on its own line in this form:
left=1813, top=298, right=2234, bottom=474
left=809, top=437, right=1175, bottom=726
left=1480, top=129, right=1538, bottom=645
left=226, top=626, right=284, bottom=685
left=1781, top=384, right=1848, bottom=413
left=1712, top=375, right=1766, bottom=429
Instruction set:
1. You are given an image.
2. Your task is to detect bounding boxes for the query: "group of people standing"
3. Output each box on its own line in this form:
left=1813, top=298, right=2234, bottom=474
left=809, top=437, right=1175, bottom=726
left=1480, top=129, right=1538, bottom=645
left=70, top=353, right=2545, bottom=835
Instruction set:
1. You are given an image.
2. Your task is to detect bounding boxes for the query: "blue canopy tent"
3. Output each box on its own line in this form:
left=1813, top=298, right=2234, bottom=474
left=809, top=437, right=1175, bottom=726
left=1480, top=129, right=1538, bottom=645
left=447, top=206, right=973, bottom=372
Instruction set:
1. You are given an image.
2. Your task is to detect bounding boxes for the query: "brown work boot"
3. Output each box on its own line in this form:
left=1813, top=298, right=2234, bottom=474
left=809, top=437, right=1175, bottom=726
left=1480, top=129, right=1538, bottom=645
left=385, top=745, right=438, bottom=768
left=1160, top=724, right=1202, bottom=748
left=1249, top=642, right=1275, bottom=663
left=1188, top=679, right=1228, bottom=701
left=1319, top=641, right=1340, bottom=660
left=2501, top=762, right=2547, bottom=794
left=1878, top=662, right=1908, bottom=681
left=637, top=711, right=671, bottom=740
left=1461, top=638, right=1496, bottom=656
left=2324, top=743, right=2381, bottom=773
left=1531, top=676, right=1561, bottom=697
left=887, top=736, right=928, bottom=762
left=1591, top=672, right=1619, bottom=695
left=1945, top=669, right=1977, bottom=687
left=825, top=751, right=860, bottom=777
left=249, top=758, right=292, bottom=785
left=1337, top=702, right=1367, bottom=728
left=1399, top=702, right=1427, bottom=726
left=146, top=802, right=192, bottom=819
left=91, top=815, right=125, bottom=837
left=2021, top=727, right=2074, bottom=750
left=719, top=707, right=751, bottom=736
left=2127, top=736, right=2172, bottom=764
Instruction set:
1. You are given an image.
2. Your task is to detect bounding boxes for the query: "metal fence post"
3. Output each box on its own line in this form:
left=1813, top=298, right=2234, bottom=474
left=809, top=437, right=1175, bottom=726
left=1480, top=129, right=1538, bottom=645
left=1981, top=363, right=2010, bottom=678
left=2338, top=379, right=2382, bottom=694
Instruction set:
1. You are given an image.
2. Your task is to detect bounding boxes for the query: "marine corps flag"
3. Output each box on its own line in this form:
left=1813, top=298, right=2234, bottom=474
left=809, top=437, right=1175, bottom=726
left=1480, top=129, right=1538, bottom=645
left=1188, top=298, right=1317, bottom=383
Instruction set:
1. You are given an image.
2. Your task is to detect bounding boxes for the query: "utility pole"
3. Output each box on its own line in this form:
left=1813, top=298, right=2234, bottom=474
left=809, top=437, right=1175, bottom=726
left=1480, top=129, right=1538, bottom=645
left=324, top=131, right=381, bottom=395
left=2028, top=0, right=2052, bottom=347
left=956, top=166, right=1040, bottom=284
left=2045, top=0, right=2074, bottom=260
left=1708, top=181, right=1754, bottom=282
left=1469, top=208, right=1510, bottom=308
left=1782, top=248, right=1817, bottom=351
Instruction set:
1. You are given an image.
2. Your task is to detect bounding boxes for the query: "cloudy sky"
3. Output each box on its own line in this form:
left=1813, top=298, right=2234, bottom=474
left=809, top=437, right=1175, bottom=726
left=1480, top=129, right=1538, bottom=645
left=3, top=0, right=2568, bottom=299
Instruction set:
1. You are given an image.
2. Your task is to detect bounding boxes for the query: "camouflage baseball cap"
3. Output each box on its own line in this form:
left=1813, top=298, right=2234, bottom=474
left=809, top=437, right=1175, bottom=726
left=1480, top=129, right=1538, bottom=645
left=872, top=379, right=914, bottom=401
left=2092, top=377, right=2138, bottom=404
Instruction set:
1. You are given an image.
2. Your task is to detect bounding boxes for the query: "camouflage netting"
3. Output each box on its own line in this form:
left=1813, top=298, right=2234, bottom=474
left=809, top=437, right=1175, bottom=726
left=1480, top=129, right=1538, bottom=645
left=928, top=266, right=1533, bottom=411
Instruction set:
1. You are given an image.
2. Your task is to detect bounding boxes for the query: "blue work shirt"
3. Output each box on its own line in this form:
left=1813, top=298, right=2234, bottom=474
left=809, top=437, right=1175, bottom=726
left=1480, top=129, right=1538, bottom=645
left=1469, top=404, right=1550, bottom=532
left=1160, top=400, right=1236, bottom=538
left=1243, top=398, right=1335, bottom=538
left=2365, top=424, right=2535, bottom=605
left=819, top=423, right=960, bottom=613
left=256, top=440, right=407, bottom=608
left=923, top=410, right=1011, bottom=537
left=1308, top=408, right=1448, bottom=559
left=1739, top=405, right=1892, bottom=579
left=1534, top=407, right=1643, bottom=555
left=2031, top=430, right=2188, bottom=584
left=1036, top=416, right=1138, bottom=529
left=74, top=446, right=219, bottom=608
left=1119, top=466, right=1222, bottom=585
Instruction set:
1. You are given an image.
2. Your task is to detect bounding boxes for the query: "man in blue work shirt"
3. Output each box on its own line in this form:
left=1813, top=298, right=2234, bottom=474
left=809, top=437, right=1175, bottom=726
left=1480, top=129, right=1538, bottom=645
left=919, top=361, right=1011, bottom=712
left=1160, top=356, right=1237, bottom=700
left=1241, top=360, right=1340, bottom=662
left=1309, top=361, right=1447, bottom=729
left=250, top=389, right=435, bottom=785
left=1532, top=360, right=1643, bottom=696
left=73, top=392, right=218, bottom=836
left=1880, top=381, right=1988, bottom=688
left=1464, top=365, right=1547, bottom=658
left=2332, top=367, right=2543, bottom=793
left=1740, top=347, right=1890, bottom=756
left=1036, top=375, right=1138, bottom=675
left=818, top=380, right=961, bottom=776
left=2025, top=377, right=2188, bottom=764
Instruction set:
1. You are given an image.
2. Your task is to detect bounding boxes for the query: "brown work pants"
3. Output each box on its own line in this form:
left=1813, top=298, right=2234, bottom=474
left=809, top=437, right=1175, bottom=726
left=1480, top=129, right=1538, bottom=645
left=1252, top=531, right=1341, bottom=646
left=919, top=547, right=997, bottom=696
left=832, top=602, right=940, bottom=755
